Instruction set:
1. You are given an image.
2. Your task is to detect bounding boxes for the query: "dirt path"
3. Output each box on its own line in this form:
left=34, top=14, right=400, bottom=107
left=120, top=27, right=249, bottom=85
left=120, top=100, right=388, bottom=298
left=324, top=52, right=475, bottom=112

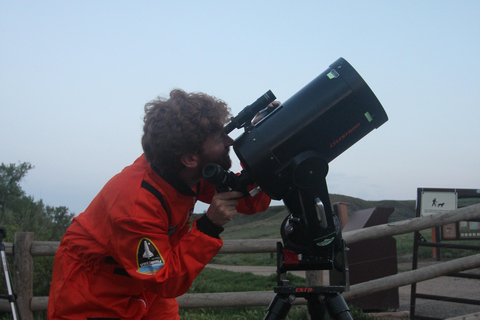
left=206, top=260, right=480, bottom=319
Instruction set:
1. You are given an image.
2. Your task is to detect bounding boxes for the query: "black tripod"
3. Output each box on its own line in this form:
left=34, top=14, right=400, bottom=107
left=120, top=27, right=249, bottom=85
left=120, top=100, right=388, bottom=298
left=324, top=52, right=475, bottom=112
left=264, top=241, right=352, bottom=320
left=0, top=227, right=20, bottom=320
left=263, top=155, right=353, bottom=320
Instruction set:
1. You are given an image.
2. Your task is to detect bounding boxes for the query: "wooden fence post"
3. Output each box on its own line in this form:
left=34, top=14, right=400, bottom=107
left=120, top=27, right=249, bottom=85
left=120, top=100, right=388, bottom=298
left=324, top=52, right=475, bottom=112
left=305, top=270, right=324, bottom=320
left=14, top=232, right=34, bottom=320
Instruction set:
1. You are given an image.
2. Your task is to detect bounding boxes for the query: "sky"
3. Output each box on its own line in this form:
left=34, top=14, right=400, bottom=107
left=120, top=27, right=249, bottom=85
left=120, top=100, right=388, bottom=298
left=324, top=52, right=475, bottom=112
left=1, top=1, right=479, bottom=215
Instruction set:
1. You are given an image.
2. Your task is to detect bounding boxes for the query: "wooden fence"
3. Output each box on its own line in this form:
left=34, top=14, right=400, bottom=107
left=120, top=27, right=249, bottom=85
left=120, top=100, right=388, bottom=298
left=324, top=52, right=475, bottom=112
left=1, top=203, right=480, bottom=320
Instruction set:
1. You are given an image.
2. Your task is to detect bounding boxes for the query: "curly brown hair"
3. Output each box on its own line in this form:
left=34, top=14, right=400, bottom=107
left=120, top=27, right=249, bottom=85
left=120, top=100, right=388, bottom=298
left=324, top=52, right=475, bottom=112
left=142, top=89, right=231, bottom=171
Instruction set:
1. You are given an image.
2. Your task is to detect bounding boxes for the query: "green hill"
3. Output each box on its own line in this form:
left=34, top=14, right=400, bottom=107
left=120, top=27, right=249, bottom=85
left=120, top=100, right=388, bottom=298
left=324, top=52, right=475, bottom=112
left=221, top=194, right=416, bottom=240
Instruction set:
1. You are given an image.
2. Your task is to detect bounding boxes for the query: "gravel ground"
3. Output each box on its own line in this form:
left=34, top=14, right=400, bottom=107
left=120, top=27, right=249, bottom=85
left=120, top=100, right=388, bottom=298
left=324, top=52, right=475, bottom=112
left=206, top=259, right=480, bottom=319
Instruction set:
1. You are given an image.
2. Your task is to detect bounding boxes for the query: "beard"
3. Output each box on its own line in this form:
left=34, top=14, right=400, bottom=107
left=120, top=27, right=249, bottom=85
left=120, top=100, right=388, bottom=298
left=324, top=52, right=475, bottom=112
left=219, top=149, right=232, bottom=170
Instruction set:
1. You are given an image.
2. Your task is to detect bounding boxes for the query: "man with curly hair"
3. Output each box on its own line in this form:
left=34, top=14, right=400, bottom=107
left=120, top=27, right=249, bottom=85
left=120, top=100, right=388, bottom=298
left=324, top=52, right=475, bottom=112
left=47, top=89, right=272, bottom=320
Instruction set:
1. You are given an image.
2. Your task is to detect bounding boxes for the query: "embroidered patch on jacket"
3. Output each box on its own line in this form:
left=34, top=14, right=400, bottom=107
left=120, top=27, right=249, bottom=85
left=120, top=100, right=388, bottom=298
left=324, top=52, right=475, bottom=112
left=136, top=238, right=164, bottom=275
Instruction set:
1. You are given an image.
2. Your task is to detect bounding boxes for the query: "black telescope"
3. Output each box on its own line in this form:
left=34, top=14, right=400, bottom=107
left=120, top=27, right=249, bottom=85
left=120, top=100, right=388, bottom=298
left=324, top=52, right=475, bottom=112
left=234, top=57, right=388, bottom=200
left=203, top=57, right=388, bottom=320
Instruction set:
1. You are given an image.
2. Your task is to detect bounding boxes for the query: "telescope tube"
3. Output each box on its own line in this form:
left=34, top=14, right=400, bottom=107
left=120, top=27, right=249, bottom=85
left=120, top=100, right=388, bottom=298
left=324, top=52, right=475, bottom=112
left=233, top=58, right=388, bottom=200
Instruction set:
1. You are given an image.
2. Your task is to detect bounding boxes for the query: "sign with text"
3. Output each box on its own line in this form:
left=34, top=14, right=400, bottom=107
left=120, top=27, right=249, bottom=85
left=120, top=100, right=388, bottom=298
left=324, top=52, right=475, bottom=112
left=417, top=188, right=480, bottom=240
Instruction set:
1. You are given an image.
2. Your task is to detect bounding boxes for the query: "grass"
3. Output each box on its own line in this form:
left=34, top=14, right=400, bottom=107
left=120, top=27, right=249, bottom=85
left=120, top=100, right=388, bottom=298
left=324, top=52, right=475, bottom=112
left=222, top=194, right=418, bottom=241
left=179, top=268, right=309, bottom=320
left=187, top=268, right=305, bottom=293
left=222, top=196, right=480, bottom=265
left=211, top=252, right=276, bottom=266
left=179, top=268, right=374, bottom=320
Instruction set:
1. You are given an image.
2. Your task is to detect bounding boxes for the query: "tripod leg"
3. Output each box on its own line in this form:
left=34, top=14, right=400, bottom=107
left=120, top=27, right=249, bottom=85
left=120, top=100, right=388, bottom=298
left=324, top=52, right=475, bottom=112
left=1, top=249, right=19, bottom=320
left=325, top=293, right=352, bottom=320
left=307, top=295, right=327, bottom=320
left=264, top=293, right=294, bottom=320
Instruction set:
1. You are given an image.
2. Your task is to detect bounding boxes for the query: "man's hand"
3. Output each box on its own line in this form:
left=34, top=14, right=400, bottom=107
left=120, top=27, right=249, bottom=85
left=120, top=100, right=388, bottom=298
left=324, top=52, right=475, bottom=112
left=206, top=191, right=243, bottom=226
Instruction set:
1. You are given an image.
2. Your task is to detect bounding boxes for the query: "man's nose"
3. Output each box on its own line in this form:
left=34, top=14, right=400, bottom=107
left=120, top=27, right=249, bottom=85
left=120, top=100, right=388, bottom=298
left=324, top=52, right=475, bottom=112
left=224, top=134, right=234, bottom=147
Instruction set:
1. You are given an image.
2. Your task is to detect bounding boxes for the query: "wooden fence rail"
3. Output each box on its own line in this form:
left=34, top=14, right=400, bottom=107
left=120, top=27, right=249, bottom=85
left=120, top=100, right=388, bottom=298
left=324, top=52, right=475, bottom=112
left=1, top=203, right=479, bottom=320
left=175, top=253, right=480, bottom=308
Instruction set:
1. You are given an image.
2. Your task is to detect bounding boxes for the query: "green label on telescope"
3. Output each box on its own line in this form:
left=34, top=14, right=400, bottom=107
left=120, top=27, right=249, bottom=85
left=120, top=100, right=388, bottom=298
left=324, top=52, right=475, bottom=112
left=364, top=111, right=373, bottom=122
left=327, top=69, right=339, bottom=79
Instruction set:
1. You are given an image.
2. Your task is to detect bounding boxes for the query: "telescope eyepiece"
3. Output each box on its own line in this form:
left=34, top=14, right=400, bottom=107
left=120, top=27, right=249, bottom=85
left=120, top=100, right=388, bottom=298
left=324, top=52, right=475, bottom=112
left=224, top=90, right=276, bottom=134
left=202, top=163, right=253, bottom=196
left=203, top=163, right=227, bottom=185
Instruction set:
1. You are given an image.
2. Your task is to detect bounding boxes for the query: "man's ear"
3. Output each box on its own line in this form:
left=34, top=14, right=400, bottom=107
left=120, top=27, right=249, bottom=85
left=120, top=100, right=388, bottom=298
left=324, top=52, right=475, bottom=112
left=180, top=153, right=199, bottom=168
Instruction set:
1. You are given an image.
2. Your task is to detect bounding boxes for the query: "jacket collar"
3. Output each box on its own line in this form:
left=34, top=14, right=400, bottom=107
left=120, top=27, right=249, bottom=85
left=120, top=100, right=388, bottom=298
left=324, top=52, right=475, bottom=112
left=150, top=164, right=197, bottom=197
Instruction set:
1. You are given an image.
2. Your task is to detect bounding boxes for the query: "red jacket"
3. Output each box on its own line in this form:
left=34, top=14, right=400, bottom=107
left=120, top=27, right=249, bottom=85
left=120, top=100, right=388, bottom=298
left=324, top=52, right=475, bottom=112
left=47, top=155, right=270, bottom=320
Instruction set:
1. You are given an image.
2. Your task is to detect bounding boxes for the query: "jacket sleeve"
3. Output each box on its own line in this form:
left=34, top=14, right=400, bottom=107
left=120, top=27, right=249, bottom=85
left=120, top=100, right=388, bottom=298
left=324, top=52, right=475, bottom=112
left=197, top=179, right=271, bottom=215
left=109, top=193, right=223, bottom=299
left=236, top=188, right=271, bottom=215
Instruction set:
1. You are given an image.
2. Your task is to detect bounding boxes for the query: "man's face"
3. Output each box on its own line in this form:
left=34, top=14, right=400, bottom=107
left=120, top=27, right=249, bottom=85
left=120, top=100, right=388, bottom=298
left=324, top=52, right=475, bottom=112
left=198, top=131, right=234, bottom=170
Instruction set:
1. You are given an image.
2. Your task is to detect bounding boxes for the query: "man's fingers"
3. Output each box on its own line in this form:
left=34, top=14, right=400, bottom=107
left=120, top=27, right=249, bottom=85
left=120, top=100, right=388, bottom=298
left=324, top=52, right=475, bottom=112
left=215, top=190, right=244, bottom=200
